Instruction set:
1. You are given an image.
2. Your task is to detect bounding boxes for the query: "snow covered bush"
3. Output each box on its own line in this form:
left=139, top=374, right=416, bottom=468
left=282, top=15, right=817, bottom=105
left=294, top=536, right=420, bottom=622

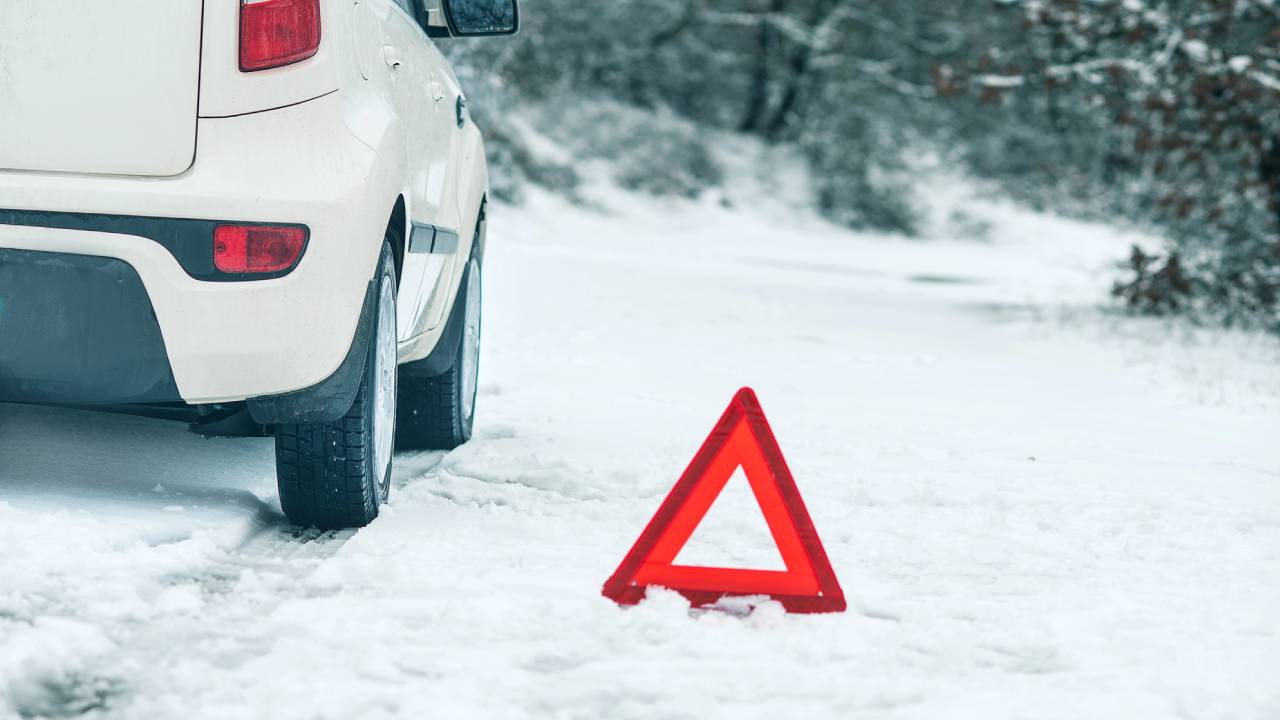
left=537, top=100, right=723, bottom=199
left=959, top=0, right=1280, bottom=331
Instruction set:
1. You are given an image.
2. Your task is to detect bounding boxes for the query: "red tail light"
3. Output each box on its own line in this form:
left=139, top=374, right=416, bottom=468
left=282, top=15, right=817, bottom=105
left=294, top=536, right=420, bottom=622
left=240, top=0, right=322, bottom=72
left=213, top=225, right=308, bottom=274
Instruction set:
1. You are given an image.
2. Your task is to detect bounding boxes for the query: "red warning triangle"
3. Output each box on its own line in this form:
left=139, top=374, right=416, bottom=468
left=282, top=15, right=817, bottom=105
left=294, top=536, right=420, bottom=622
left=603, top=388, right=845, bottom=614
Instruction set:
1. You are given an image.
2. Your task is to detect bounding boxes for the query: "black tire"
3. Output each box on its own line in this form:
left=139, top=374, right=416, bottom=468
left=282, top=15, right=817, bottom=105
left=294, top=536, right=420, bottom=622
left=396, top=237, right=482, bottom=451
left=275, top=241, right=398, bottom=530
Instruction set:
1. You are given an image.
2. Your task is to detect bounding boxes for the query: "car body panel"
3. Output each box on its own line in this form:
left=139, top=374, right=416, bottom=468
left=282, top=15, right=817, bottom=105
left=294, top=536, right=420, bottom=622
left=0, top=0, right=202, bottom=176
left=198, top=0, right=344, bottom=119
left=0, top=0, right=493, bottom=410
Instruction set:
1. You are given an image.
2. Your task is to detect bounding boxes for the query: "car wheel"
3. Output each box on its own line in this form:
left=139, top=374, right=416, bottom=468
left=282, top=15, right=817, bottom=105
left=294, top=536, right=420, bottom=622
left=275, top=240, right=398, bottom=530
left=396, top=239, right=481, bottom=451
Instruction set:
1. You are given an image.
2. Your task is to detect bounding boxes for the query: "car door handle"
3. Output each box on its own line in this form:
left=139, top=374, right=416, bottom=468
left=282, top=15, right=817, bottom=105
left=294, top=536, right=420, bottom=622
left=382, top=45, right=402, bottom=69
left=428, top=82, right=446, bottom=102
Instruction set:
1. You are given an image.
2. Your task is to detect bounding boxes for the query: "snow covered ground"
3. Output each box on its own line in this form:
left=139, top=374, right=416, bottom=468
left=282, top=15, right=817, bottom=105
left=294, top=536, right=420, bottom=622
left=2, top=172, right=1278, bottom=719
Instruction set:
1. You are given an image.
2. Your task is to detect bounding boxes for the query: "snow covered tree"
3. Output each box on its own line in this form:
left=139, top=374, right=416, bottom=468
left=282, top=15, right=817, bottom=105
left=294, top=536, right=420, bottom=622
left=444, top=0, right=1280, bottom=330
left=959, top=0, right=1280, bottom=328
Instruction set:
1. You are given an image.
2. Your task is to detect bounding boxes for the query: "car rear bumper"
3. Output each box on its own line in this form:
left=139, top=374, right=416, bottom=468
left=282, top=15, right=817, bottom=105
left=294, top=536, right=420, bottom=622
left=0, top=92, right=395, bottom=405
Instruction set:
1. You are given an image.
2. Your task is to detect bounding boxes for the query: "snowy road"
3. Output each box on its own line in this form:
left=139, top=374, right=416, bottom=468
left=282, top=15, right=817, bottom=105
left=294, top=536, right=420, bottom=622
left=2, top=184, right=1279, bottom=719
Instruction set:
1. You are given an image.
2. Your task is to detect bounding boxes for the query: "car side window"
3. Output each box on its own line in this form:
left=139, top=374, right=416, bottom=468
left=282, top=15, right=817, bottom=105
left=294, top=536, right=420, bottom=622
left=392, top=0, right=432, bottom=35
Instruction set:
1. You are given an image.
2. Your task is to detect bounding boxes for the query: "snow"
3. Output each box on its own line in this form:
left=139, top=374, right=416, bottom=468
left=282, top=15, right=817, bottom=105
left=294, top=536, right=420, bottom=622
left=2, top=175, right=1279, bottom=719
left=1181, top=39, right=1211, bottom=63
left=1229, top=56, right=1253, bottom=73
left=672, top=468, right=789, bottom=571
left=975, top=74, right=1027, bottom=88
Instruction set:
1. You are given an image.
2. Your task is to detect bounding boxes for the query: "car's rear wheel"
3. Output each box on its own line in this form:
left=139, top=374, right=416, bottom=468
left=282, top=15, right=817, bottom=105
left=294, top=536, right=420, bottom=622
left=275, top=240, right=398, bottom=530
left=396, top=241, right=481, bottom=451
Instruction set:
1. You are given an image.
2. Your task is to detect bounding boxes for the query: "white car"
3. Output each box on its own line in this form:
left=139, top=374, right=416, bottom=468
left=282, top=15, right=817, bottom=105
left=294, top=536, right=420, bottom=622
left=0, top=0, right=518, bottom=529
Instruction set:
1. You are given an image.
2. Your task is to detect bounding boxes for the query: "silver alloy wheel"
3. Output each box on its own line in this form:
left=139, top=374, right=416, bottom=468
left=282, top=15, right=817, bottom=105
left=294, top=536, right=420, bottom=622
left=459, top=258, right=481, bottom=424
left=372, top=270, right=397, bottom=499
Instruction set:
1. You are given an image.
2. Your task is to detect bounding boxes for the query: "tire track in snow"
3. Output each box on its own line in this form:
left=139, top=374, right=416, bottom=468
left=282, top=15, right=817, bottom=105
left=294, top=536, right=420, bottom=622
left=0, top=420, right=447, bottom=719
left=83, top=452, right=452, bottom=718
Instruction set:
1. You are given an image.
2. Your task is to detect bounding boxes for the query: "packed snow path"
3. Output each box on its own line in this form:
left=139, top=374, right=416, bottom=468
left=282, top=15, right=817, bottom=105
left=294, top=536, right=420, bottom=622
left=2, top=187, right=1278, bottom=719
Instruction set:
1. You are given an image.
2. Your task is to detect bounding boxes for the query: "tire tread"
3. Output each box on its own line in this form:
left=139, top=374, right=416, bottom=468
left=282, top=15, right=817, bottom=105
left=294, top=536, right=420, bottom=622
left=274, top=242, right=395, bottom=530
